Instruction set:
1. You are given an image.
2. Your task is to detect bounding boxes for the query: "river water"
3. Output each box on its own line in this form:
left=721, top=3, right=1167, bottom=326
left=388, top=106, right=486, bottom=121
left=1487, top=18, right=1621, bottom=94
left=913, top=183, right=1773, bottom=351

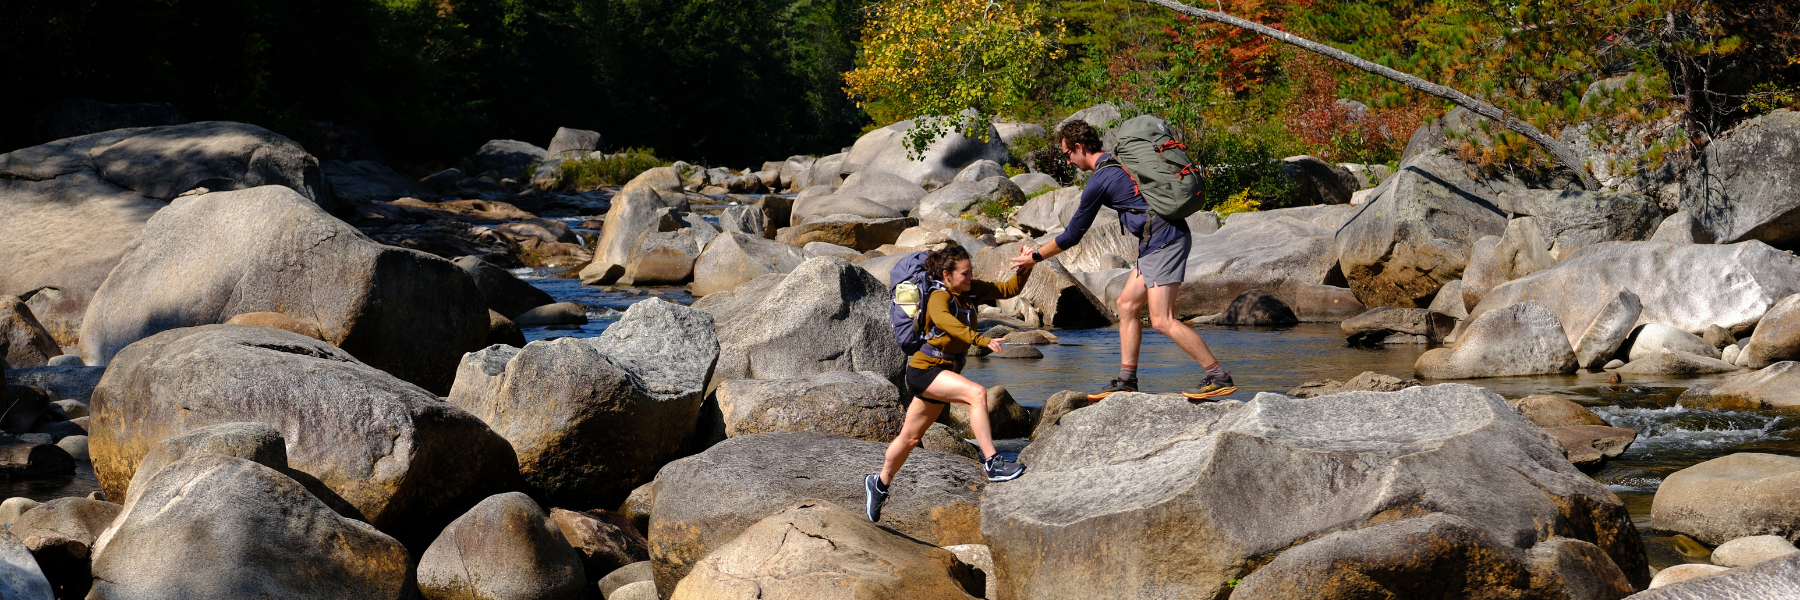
left=508, top=273, right=1800, bottom=569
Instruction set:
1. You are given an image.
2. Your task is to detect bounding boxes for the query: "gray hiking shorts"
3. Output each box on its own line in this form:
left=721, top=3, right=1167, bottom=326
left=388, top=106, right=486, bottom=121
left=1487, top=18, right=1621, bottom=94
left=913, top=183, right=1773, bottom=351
left=1137, top=233, right=1190, bottom=288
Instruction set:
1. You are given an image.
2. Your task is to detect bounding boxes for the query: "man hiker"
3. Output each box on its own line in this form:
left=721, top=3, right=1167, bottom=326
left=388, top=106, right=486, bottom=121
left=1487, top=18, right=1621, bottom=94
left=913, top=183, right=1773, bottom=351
left=1009, top=119, right=1236, bottom=400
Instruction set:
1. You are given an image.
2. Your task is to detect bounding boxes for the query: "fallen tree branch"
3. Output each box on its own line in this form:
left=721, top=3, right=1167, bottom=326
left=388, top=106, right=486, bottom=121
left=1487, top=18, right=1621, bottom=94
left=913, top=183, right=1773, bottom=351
left=1134, top=0, right=1602, bottom=190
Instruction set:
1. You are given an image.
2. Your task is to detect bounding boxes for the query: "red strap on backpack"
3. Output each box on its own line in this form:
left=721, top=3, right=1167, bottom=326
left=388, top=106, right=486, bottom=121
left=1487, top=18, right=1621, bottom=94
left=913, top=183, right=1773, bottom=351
left=1156, top=140, right=1187, bottom=152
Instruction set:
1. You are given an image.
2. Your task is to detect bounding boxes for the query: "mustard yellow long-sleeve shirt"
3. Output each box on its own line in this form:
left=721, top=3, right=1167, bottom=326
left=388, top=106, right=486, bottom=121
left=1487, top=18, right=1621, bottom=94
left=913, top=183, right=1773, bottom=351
left=908, top=272, right=1026, bottom=369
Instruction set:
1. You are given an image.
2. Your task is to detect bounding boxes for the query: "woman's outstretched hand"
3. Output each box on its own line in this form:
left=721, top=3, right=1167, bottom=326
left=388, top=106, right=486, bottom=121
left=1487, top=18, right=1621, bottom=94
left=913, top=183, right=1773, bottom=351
left=987, top=339, right=1005, bottom=353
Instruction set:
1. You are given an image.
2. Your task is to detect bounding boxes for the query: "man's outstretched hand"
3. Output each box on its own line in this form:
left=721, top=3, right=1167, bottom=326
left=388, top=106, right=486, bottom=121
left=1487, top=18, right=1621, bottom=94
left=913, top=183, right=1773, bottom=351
left=1009, top=244, right=1037, bottom=272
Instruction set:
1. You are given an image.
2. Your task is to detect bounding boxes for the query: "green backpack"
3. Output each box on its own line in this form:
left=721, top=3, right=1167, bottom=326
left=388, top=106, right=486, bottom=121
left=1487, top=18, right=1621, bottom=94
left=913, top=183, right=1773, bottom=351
left=1103, top=114, right=1207, bottom=222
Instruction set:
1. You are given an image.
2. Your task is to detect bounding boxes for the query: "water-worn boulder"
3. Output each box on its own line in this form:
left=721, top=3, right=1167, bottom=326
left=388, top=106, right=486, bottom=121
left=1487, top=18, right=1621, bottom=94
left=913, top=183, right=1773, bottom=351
left=718, top=205, right=767, bottom=238
left=1679, top=361, right=1800, bottom=410
left=1626, top=552, right=1800, bottom=598
left=668, top=501, right=982, bottom=600
left=1614, top=349, right=1740, bottom=376
left=1544, top=425, right=1637, bottom=469
left=1711, top=535, right=1798, bottom=568
left=1680, top=110, right=1800, bottom=247
left=1294, top=284, right=1368, bottom=322
left=924, top=422, right=982, bottom=462
left=550, top=508, right=647, bottom=582
left=1011, top=172, right=1059, bottom=196
left=1178, top=207, right=1350, bottom=318
left=0, top=122, right=331, bottom=345
left=548, top=127, right=604, bottom=158
left=788, top=194, right=905, bottom=226
left=1463, top=217, right=1556, bottom=309
left=1342, top=307, right=1456, bottom=345
left=1428, top=279, right=1469, bottom=320
left=1054, top=206, right=1140, bottom=274
left=1493, top=189, right=1663, bottom=257
left=89, top=324, right=521, bottom=543
left=0, top=297, right=60, bottom=369
left=1416, top=302, right=1578, bottom=379
left=119, top=422, right=288, bottom=507
left=474, top=139, right=547, bottom=179
left=1510, top=395, right=1607, bottom=428
left=983, top=386, right=1647, bottom=598
left=1010, top=186, right=1079, bottom=235
left=1574, top=290, right=1644, bottom=370
left=1469, top=241, right=1800, bottom=344
left=623, top=229, right=700, bottom=285
left=835, top=171, right=929, bottom=214
left=690, top=232, right=807, bottom=297
left=715, top=371, right=904, bottom=442
left=321, top=159, right=426, bottom=202
left=1335, top=151, right=1511, bottom=308
left=418, top=492, right=586, bottom=600
left=1624, top=324, right=1721, bottom=362
left=802, top=241, right=863, bottom=262
left=79, top=185, right=488, bottom=393
left=1215, top=289, right=1299, bottom=326
left=87, top=456, right=411, bottom=600
left=971, top=242, right=1112, bottom=328
left=453, top=256, right=555, bottom=319
left=0, top=529, right=51, bottom=600
left=583, top=187, right=685, bottom=284
left=1741, top=293, right=1800, bottom=368
left=449, top=299, right=716, bottom=509
left=777, top=215, right=915, bottom=252
left=954, top=160, right=1006, bottom=183
left=12, top=497, right=119, bottom=598
left=915, top=177, right=1025, bottom=236
left=1651, top=453, right=1800, bottom=545
left=694, top=258, right=907, bottom=394
left=649, top=431, right=985, bottom=594
left=601, top=562, right=654, bottom=599
left=841, top=117, right=1011, bottom=191
left=1286, top=371, right=1420, bottom=398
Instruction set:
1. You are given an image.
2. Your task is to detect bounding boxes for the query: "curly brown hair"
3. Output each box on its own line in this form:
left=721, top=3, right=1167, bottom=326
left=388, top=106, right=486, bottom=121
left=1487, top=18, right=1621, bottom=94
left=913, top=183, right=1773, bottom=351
left=924, top=244, right=972, bottom=283
left=1056, top=119, right=1103, bottom=155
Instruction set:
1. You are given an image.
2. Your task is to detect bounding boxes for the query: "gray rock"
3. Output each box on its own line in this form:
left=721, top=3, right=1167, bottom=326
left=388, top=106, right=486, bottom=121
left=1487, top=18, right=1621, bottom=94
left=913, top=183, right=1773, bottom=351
left=717, top=205, right=767, bottom=239
left=581, top=187, right=683, bottom=285
left=1651, top=452, right=1800, bottom=545
left=1292, top=283, right=1366, bottom=323
left=1335, top=150, right=1511, bottom=308
left=842, top=117, right=1012, bottom=191
left=971, top=243, right=1112, bottom=328
left=789, top=193, right=905, bottom=226
left=89, top=325, right=521, bottom=544
left=983, top=385, right=1647, bottom=598
left=33, top=98, right=187, bottom=143
left=78, top=185, right=488, bottom=393
left=0, top=529, right=51, bottom=600
left=954, top=159, right=1006, bottom=183
left=1649, top=210, right=1712, bottom=244
left=1467, top=241, right=1800, bottom=346
left=1680, top=110, right=1800, bottom=247
left=1646, top=564, right=1731, bottom=590
left=0, top=438, right=74, bottom=480
left=1679, top=361, right=1800, bottom=410
left=321, top=159, right=426, bottom=202
left=835, top=171, right=928, bottom=214
left=1053, top=205, right=1140, bottom=274
left=1624, top=323, right=1722, bottom=362
left=547, top=127, right=604, bottom=159
left=1544, top=425, right=1637, bottom=469
left=995, top=120, right=1048, bottom=145
left=991, top=345, right=1044, bottom=358
left=691, top=231, right=807, bottom=297
left=1011, top=172, right=1059, bottom=196
left=549, top=508, right=647, bottom=582
left=1625, top=552, right=1800, bottom=598
left=44, top=355, right=82, bottom=367
left=648, top=431, right=985, bottom=593
left=943, top=544, right=997, bottom=600
left=776, top=215, right=916, bottom=252
left=121, top=422, right=287, bottom=508
left=1722, top=343, right=1742, bottom=365
left=2, top=365, right=101, bottom=406
left=0, top=297, right=60, bottom=369
left=474, top=139, right=547, bottom=179
left=937, top=385, right=1033, bottom=440
left=1009, top=186, right=1080, bottom=235
left=1509, top=395, right=1607, bottom=428
left=1462, top=217, right=1555, bottom=309
left=1416, top=302, right=1578, bottom=379
left=1615, top=349, right=1740, bottom=377
left=12, top=497, right=120, bottom=598
left=49, top=400, right=85, bottom=419
left=802, top=241, right=863, bottom=262
left=0, top=122, right=332, bottom=345
left=0, top=498, right=38, bottom=527
left=924, top=422, right=982, bottom=462
left=694, top=257, right=906, bottom=394
left=1427, top=279, right=1469, bottom=320
left=449, top=298, right=715, bottom=509
left=453, top=256, right=555, bottom=319
left=1493, top=189, right=1663, bottom=256
left=1285, top=371, right=1420, bottom=398
left=792, top=153, right=846, bottom=191
left=1574, top=290, right=1644, bottom=370
left=88, top=456, right=411, bottom=600
left=1342, top=307, right=1456, bottom=345
left=513, top=302, right=588, bottom=326
left=599, top=561, right=652, bottom=599
left=622, top=229, right=699, bottom=285
left=1178, top=207, right=1348, bottom=318
left=915, top=177, right=1025, bottom=236
left=417, top=492, right=586, bottom=600
left=55, top=436, right=87, bottom=461
left=716, top=371, right=904, bottom=442
left=1058, top=103, right=1124, bottom=152
left=1712, top=535, right=1798, bottom=568
left=1279, top=155, right=1358, bottom=205
left=668, top=501, right=982, bottom=600
left=1741, top=293, right=1800, bottom=368
left=609, top=580, right=656, bottom=600
left=1215, top=289, right=1299, bottom=326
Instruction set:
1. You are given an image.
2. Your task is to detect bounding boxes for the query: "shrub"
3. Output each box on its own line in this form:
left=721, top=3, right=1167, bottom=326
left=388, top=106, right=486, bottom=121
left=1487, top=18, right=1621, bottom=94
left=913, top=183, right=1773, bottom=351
left=550, top=148, right=669, bottom=190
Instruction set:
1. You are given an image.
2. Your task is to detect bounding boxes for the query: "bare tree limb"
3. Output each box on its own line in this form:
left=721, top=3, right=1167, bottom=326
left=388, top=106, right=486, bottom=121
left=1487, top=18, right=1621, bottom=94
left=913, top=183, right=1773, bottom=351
left=1133, top=0, right=1602, bottom=190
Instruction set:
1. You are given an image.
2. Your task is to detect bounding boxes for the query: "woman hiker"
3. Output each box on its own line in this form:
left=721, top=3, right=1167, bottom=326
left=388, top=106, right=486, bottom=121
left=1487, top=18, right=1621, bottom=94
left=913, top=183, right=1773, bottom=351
left=865, top=244, right=1032, bottom=522
left=1010, top=119, right=1237, bottom=401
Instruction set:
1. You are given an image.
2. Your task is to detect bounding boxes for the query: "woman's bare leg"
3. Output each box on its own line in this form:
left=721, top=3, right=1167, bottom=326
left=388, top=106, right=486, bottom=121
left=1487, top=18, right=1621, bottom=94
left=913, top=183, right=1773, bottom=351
left=880, top=396, right=946, bottom=485
left=921, top=369, right=995, bottom=458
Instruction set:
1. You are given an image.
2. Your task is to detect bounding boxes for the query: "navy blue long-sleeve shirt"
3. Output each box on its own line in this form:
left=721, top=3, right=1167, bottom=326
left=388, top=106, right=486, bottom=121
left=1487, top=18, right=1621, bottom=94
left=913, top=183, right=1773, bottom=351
left=1053, top=154, right=1190, bottom=253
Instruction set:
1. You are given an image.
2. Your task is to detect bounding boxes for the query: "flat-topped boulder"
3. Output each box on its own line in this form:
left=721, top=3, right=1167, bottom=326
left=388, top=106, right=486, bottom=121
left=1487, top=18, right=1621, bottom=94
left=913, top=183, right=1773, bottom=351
left=649, top=431, right=985, bottom=594
left=715, top=371, right=904, bottom=442
left=984, top=385, right=1646, bottom=598
left=776, top=215, right=915, bottom=252
left=1652, top=453, right=1800, bottom=545
left=78, top=185, right=488, bottom=393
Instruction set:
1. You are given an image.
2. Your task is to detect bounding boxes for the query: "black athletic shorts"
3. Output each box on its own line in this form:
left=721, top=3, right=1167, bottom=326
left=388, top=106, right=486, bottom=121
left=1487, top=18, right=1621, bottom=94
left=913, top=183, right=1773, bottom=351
left=905, top=364, right=953, bottom=405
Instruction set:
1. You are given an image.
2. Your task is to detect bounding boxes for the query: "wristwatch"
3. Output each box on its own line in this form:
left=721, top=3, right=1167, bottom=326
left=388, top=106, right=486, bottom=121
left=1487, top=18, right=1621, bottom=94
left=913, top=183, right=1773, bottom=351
left=1030, top=250, right=1043, bottom=263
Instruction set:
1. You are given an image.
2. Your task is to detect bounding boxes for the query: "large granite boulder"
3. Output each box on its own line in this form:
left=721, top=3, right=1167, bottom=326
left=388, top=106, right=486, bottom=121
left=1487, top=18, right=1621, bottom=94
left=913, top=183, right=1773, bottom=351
left=694, top=258, right=907, bottom=394
left=1335, top=150, right=1511, bottom=308
left=1416, top=302, right=1578, bottom=379
left=1623, top=552, right=1800, bottom=599
left=87, top=455, right=411, bottom=600
left=1493, top=189, right=1663, bottom=257
left=1741, top=293, right=1800, bottom=368
left=417, top=492, right=586, bottom=600
left=982, top=386, right=1647, bottom=598
left=474, top=139, right=547, bottom=179
left=971, top=242, right=1112, bottom=328
left=776, top=215, right=915, bottom=252
left=453, top=256, right=554, bottom=319
left=448, top=298, right=716, bottom=509
left=547, top=127, right=604, bottom=158
left=1574, top=290, right=1643, bottom=370
left=1679, top=361, right=1800, bottom=410
left=788, top=194, right=904, bottom=226
left=715, top=371, right=904, bottom=442
left=669, top=501, right=981, bottom=600
left=1010, top=186, right=1080, bottom=235
left=913, top=177, right=1023, bottom=236
left=1680, top=110, right=1800, bottom=247
left=1058, top=103, right=1123, bottom=152
left=0, top=122, right=330, bottom=345
left=11, top=497, right=119, bottom=598
left=583, top=187, right=685, bottom=285
left=834, top=171, right=929, bottom=214
left=0, top=297, right=61, bottom=369
left=717, top=205, right=767, bottom=238
left=1177, top=206, right=1351, bottom=318
left=841, top=117, right=1011, bottom=191
left=1055, top=206, right=1141, bottom=274
left=1623, top=324, right=1721, bottom=362
left=89, top=324, right=521, bottom=544
left=1468, top=241, right=1800, bottom=344
left=1462, top=218, right=1554, bottom=309
left=623, top=229, right=700, bottom=285
left=649, top=431, right=985, bottom=594
left=690, top=232, right=807, bottom=297
left=1651, top=453, right=1800, bottom=545
left=78, top=185, right=488, bottom=393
